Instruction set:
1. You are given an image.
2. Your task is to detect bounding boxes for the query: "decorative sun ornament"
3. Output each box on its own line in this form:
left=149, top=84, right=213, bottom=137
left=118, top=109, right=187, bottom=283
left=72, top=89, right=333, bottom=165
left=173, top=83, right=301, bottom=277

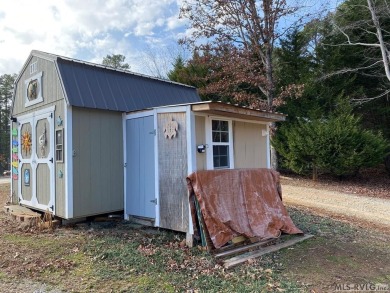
left=21, top=131, right=32, bottom=155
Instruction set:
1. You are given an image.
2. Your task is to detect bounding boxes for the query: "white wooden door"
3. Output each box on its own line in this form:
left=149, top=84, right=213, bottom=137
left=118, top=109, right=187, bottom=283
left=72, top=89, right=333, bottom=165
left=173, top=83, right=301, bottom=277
left=18, top=108, right=55, bottom=213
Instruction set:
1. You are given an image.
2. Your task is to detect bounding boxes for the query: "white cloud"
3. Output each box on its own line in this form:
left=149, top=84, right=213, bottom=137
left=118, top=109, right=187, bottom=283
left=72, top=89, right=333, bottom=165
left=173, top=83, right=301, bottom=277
left=0, top=0, right=186, bottom=75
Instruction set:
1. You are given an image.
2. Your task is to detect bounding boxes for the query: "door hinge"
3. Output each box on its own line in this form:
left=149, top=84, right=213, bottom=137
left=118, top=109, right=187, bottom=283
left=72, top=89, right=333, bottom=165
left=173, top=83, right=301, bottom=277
left=50, top=158, right=54, bottom=163
left=50, top=113, right=53, bottom=118
left=50, top=205, right=54, bottom=211
left=149, top=129, right=156, bottom=135
left=124, top=162, right=127, bottom=167
left=150, top=199, right=157, bottom=205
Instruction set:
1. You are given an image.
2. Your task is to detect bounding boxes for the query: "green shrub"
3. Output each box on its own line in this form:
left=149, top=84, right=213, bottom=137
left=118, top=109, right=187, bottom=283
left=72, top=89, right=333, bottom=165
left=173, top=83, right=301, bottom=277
left=273, top=111, right=389, bottom=179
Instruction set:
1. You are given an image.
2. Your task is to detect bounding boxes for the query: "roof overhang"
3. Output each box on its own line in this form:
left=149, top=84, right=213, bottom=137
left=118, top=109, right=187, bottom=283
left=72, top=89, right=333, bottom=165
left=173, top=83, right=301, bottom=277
left=191, top=102, right=286, bottom=122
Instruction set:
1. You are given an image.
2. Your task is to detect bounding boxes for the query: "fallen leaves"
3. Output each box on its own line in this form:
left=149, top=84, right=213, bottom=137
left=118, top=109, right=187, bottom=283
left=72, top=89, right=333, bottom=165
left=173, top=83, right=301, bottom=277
left=280, top=166, right=390, bottom=199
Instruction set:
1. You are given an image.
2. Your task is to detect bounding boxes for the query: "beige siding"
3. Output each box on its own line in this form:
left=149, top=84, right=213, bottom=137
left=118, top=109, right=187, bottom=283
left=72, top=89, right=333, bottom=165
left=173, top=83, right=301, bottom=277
left=72, top=107, right=123, bottom=218
left=12, top=55, right=67, bottom=216
left=36, top=164, right=50, bottom=205
left=158, top=112, right=189, bottom=232
left=12, top=56, right=65, bottom=116
left=195, top=115, right=207, bottom=171
left=35, top=117, right=51, bottom=159
left=233, top=121, right=267, bottom=168
left=54, top=103, right=66, bottom=217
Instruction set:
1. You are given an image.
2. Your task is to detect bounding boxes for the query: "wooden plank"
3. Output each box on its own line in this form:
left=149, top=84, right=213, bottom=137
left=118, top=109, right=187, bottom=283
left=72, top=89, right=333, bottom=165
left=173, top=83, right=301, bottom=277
left=194, top=197, right=207, bottom=247
left=223, top=234, right=314, bottom=269
left=191, top=102, right=286, bottom=122
left=214, top=238, right=277, bottom=259
left=158, top=112, right=189, bottom=232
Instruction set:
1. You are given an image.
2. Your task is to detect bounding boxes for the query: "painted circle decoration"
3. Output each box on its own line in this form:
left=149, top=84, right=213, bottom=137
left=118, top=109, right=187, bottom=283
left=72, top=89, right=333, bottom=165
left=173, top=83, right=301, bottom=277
left=27, top=79, right=38, bottom=100
left=22, top=131, right=32, bottom=155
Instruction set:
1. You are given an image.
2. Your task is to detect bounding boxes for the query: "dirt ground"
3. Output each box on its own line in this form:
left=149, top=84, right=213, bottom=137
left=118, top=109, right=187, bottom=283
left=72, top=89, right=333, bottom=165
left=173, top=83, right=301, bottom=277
left=280, top=167, right=390, bottom=232
left=281, top=183, right=390, bottom=231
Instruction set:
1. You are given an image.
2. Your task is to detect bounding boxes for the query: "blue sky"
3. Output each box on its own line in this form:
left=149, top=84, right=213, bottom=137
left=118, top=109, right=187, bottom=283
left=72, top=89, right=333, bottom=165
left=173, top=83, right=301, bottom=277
left=0, top=0, right=342, bottom=77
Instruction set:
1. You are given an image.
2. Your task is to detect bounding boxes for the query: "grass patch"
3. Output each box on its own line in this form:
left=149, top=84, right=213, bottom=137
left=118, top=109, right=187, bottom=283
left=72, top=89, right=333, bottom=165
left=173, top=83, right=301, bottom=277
left=1, top=203, right=389, bottom=292
left=0, top=270, right=6, bottom=280
left=78, top=231, right=303, bottom=292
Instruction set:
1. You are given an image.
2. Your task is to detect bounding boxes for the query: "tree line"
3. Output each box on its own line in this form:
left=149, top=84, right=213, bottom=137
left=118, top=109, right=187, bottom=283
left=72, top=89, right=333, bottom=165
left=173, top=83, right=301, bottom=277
left=1, top=0, right=389, bottom=179
left=168, top=0, right=390, bottom=179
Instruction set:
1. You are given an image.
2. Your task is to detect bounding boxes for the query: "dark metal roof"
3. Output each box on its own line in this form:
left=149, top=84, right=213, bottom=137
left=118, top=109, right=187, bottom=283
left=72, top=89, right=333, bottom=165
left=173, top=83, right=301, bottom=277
left=56, top=57, right=201, bottom=112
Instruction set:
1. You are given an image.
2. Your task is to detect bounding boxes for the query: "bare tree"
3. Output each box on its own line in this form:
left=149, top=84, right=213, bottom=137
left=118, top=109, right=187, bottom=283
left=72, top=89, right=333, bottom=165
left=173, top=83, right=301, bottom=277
left=180, top=0, right=303, bottom=109
left=367, top=0, right=390, bottom=81
left=141, top=44, right=189, bottom=79
left=333, top=0, right=390, bottom=102
left=180, top=0, right=305, bottom=169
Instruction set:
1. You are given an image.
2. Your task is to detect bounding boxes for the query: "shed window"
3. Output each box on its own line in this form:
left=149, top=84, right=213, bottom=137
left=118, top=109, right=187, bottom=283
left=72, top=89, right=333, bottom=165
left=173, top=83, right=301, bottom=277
left=211, top=119, right=232, bottom=169
left=56, top=129, right=63, bottom=162
left=30, top=62, right=37, bottom=74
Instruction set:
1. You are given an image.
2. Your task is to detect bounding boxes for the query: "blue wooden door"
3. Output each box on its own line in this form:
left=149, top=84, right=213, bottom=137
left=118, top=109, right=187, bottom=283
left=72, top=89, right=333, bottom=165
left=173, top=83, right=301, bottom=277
left=126, top=116, right=156, bottom=219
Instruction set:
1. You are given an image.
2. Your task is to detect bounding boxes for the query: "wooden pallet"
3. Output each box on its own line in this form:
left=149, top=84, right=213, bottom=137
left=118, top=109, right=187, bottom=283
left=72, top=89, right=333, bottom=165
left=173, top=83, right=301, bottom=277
left=189, top=195, right=313, bottom=267
left=221, top=234, right=314, bottom=268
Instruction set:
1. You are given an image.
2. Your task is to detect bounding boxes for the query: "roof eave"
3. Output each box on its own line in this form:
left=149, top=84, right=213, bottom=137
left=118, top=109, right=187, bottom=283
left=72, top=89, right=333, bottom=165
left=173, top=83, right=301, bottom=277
left=191, top=102, right=286, bottom=122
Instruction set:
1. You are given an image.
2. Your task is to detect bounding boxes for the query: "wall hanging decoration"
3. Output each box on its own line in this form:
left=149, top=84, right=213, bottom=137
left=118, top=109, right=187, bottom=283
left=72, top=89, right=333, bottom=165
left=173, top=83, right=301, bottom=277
left=24, top=169, right=30, bottom=186
left=56, top=116, right=63, bottom=126
left=27, top=79, right=38, bottom=100
left=12, top=127, right=18, bottom=180
left=24, top=72, right=43, bottom=107
left=163, top=117, right=179, bottom=139
left=12, top=167, right=18, bottom=175
left=21, top=131, right=32, bottom=155
left=39, top=123, right=47, bottom=157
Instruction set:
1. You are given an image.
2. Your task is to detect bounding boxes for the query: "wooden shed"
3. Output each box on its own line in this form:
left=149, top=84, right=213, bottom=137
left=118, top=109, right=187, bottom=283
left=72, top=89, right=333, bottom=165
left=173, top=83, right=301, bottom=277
left=123, top=102, right=286, bottom=242
left=10, top=50, right=200, bottom=219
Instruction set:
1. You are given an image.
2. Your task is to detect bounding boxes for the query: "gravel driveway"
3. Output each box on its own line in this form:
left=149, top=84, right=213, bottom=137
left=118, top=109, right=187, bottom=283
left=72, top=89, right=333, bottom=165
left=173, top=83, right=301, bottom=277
left=282, top=183, right=390, bottom=230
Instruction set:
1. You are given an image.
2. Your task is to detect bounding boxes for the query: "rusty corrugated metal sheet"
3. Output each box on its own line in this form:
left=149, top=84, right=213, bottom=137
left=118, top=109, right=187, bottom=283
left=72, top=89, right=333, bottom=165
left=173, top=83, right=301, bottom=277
left=187, top=169, right=302, bottom=249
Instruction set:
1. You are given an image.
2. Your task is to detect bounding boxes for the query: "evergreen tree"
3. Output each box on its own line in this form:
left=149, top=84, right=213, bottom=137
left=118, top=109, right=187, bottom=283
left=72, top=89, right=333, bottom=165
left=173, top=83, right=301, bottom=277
left=0, top=74, right=16, bottom=173
left=273, top=99, right=389, bottom=179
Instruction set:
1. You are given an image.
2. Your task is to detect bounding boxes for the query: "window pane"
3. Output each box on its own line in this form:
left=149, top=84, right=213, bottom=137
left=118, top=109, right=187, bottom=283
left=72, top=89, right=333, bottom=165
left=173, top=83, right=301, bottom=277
left=220, top=121, right=228, bottom=131
left=56, top=130, right=63, bottom=144
left=219, top=155, right=229, bottom=167
left=213, top=145, right=229, bottom=168
left=220, top=132, right=229, bottom=142
left=212, top=131, right=221, bottom=142
left=213, top=156, right=220, bottom=168
left=212, top=120, right=219, bottom=130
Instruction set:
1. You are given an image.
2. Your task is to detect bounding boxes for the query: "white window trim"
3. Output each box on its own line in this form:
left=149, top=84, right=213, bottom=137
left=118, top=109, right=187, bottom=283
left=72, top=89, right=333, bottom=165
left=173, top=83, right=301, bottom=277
left=24, top=71, right=43, bottom=107
left=206, top=117, right=234, bottom=170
